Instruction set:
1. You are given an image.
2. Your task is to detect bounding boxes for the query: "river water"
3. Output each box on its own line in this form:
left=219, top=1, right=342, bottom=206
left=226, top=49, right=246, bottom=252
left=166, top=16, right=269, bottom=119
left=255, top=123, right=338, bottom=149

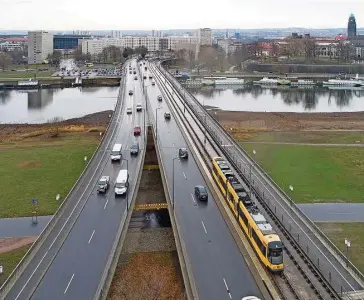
left=0, top=87, right=119, bottom=124
left=187, top=85, right=364, bottom=112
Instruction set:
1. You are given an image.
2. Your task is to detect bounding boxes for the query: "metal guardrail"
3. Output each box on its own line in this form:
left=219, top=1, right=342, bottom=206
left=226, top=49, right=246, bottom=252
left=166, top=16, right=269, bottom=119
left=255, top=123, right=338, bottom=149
left=0, top=66, right=127, bottom=299
left=158, top=63, right=364, bottom=296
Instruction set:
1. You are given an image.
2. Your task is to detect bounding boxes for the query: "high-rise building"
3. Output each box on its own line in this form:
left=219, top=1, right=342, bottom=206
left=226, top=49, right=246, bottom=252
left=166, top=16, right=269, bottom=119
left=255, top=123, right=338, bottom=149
left=196, top=28, right=212, bottom=46
left=348, top=14, right=357, bottom=39
left=28, top=31, right=54, bottom=64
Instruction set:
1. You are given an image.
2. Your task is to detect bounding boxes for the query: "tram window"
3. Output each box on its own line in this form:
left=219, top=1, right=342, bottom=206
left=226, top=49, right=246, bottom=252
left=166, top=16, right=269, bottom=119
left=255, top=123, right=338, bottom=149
left=252, top=231, right=266, bottom=255
left=238, top=205, right=249, bottom=226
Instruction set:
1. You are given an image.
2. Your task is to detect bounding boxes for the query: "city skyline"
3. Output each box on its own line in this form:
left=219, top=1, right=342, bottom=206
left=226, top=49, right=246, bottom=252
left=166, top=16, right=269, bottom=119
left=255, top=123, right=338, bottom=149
left=1, top=0, right=364, bottom=31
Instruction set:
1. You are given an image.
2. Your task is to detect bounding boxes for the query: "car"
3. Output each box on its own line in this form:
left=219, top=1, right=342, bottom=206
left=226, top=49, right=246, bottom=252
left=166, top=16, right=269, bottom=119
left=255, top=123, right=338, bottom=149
left=126, top=107, right=132, bottom=114
left=151, top=81, right=155, bottom=86
left=130, top=142, right=139, bottom=155
left=241, top=297, right=261, bottom=300
left=128, top=90, right=133, bottom=95
left=194, top=185, right=208, bottom=201
left=136, top=103, right=142, bottom=112
left=133, top=125, right=141, bottom=135
left=164, top=112, right=171, bottom=120
left=129, top=71, right=132, bottom=74
left=133, top=70, right=136, bottom=74
left=143, top=75, right=147, bottom=79
left=97, top=176, right=110, bottom=193
left=149, top=75, right=153, bottom=79
left=134, top=76, right=138, bottom=80
left=178, top=148, right=188, bottom=159
left=157, top=95, right=162, bottom=101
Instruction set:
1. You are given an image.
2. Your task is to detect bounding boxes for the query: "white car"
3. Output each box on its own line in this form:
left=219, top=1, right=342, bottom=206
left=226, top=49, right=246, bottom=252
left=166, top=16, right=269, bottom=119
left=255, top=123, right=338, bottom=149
left=242, top=297, right=261, bottom=300
left=136, top=103, right=142, bottom=112
left=126, top=107, right=132, bottom=114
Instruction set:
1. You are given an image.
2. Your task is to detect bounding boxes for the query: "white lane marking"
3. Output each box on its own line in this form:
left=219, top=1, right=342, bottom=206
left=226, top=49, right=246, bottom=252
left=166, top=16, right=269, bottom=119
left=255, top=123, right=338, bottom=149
left=201, top=221, right=207, bottom=234
left=15, top=251, right=48, bottom=299
left=88, top=230, right=96, bottom=244
left=104, top=198, right=109, bottom=209
left=172, top=143, right=176, bottom=147
left=190, top=193, right=196, bottom=204
left=183, top=172, right=187, bottom=180
left=223, top=278, right=232, bottom=299
left=64, top=273, right=75, bottom=294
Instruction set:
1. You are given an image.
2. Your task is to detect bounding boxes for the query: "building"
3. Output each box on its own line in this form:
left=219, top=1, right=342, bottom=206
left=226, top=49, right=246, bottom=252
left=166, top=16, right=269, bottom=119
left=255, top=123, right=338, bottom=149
left=348, top=14, right=357, bottom=39
left=28, top=31, right=53, bottom=64
left=196, top=28, right=212, bottom=46
left=53, top=35, right=91, bottom=50
left=0, top=37, right=27, bottom=51
left=81, top=36, right=200, bottom=56
left=111, top=31, right=122, bottom=38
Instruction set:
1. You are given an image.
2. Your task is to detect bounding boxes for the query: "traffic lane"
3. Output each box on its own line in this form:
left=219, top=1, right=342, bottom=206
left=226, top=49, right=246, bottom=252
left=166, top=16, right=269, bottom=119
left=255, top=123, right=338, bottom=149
left=162, top=143, right=262, bottom=299
left=5, top=114, right=125, bottom=300
left=30, top=152, right=141, bottom=300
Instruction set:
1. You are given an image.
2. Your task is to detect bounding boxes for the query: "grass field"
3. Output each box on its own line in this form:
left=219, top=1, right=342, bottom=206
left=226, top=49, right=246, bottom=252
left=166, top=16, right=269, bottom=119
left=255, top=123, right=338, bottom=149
left=317, top=222, right=364, bottom=274
left=0, top=71, right=54, bottom=79
left=243, top=131, right=364, bottom=144
left=0, top=133, right=100, bottom=218
left=241, top=143, right=364, bottom=203
left=0, top=245, right=30, bottom=285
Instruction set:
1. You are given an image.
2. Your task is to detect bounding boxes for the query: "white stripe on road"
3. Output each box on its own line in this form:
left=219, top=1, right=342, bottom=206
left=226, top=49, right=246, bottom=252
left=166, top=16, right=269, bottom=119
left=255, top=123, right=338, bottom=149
left=190, top=193, right=196, bottom=204
left=15, top=251, right=48, bottom=300
left=223, top=278, right=232, bottom=299
left=183, top=172, right=187, bottom=180
left=88, top=230, right=95, bottom=244
left=64, top=273, right=75, bottom=294
left=201, top=221, right=207, bottom=234
left=103, top=198, right=109, bottom=209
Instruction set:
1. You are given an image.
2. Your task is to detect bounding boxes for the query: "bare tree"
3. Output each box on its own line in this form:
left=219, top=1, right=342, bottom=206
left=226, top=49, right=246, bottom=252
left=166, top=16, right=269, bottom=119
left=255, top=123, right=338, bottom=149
left=47, top=116, right=63, bottom=137
left=175, top=48, right=187, bottom=61
left=0, top=52, right=12, bottom=71
left=216, top=46, right=226, bottom=71
left=187, top=49, right=195, bottom=67
left=198, top=45, right=218, bottom=73
left=303, top=38, right=316, bottom=60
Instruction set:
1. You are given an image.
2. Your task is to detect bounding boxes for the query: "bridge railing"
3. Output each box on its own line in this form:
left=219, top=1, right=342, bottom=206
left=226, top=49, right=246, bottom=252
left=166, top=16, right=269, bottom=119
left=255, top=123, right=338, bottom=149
left=157, top=63, right=364, bottom=295
left=0, top=66, right=127, bottom=299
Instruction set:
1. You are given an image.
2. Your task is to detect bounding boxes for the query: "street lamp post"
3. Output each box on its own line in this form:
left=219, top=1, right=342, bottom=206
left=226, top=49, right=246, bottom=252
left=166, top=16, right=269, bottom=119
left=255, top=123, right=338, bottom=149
left=122, top=158, right=129, bottom=211
left=155, top=107, right=162, bottom=143
left=345, top=238, right=351, bottom=267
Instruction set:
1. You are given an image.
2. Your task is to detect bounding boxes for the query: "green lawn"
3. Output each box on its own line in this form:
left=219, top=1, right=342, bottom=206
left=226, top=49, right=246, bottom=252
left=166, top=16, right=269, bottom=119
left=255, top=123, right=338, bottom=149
left=0, top=134, right=99, bottom=218
left=0, top=245, right=31, bottom=285
left=317, top=222, right=364, bottom=274
left=0, top=71, right=54, bottom=79
left=244, top=131, right=364, bottom=144
left=241, top=143, right=364, bottom=203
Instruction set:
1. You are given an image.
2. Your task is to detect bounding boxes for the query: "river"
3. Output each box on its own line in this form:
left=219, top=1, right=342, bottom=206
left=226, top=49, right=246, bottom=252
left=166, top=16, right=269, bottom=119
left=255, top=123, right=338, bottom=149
left=0, top=87, right=119, bottom=124
left=187, top=85, right=364, bottom=112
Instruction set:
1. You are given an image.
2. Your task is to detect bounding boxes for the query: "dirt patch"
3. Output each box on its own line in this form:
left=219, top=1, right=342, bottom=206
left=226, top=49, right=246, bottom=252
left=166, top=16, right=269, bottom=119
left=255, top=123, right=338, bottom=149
left=0, top=237, right=36, bottom=254
left=0, top=110, right=112, bottom=142
left=17, top=161, right=41, bottom=169
left=213, top=110, right=364, bottom=132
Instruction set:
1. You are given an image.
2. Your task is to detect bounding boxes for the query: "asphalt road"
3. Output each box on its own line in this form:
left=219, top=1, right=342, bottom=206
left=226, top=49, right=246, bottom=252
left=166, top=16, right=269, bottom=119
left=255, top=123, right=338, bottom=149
left=5, top=59, right=146, bottom=300
left=159, top=65, right=364, bottom=293
left=145, top=63, right=262, bottom=300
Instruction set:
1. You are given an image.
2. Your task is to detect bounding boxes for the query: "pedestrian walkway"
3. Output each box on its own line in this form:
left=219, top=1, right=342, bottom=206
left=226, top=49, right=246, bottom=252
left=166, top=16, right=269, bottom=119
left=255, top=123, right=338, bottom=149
left=0, top=216, right=52, bottom=238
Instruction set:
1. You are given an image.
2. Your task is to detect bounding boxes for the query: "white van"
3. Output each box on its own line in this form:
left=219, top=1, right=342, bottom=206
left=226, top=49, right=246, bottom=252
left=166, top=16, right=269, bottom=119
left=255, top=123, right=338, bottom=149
left=115, top=169, right=129, bottom=196
left=111, top=144, right=122, bottom=161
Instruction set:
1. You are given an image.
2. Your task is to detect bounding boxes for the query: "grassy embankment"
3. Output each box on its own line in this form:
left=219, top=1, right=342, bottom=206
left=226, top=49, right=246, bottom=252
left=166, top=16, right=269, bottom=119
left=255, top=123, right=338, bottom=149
left=0, top=129, right=103, bottom=218
left=236, top=130, right=364, bottom=273
left=0, top=64, right=57, bottom=81
left=0, top=245, right=30, bottom=285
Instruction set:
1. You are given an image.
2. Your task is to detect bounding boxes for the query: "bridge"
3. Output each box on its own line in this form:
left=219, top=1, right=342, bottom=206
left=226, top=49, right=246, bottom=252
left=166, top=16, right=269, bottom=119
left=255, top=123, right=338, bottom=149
left=1, top=57, right=364, bottom=300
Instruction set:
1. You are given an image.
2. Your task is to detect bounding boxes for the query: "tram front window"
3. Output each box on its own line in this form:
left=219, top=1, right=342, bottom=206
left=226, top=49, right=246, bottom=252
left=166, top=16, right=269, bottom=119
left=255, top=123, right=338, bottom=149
left=268, top=241, right=283, bottom=265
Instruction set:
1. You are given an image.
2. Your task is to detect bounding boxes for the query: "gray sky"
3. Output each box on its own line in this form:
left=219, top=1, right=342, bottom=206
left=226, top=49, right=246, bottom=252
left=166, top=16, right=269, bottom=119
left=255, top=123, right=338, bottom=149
left=1, top=0, right=364, bottom=30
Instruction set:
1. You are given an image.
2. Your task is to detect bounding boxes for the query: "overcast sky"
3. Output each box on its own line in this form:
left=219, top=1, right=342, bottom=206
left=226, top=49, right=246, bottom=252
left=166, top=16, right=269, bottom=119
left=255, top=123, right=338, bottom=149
left=1, top=0, right=364, bottom=30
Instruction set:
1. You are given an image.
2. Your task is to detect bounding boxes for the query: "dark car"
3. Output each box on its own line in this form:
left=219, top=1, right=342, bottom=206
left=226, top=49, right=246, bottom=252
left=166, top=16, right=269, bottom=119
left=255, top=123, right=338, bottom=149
left=149, top=75, right=153, bottom=79
left=143, top=75, right=147, bottom=79
left=133, top=125, right=141, bottom=136
left=130, top=142, right=139, bottom=155
left=195, top=185, right=208, bottom=201
left=129, top=90, right=133, bottom=95
left=134, top=76, right=138, bottom=80
left=133, top=70, right=136, bottom=74
left=157, top=95, right=162, bottom=101
left=164, top=112, right=171, bottom=120
left=178, top=148, right=188, bottom=159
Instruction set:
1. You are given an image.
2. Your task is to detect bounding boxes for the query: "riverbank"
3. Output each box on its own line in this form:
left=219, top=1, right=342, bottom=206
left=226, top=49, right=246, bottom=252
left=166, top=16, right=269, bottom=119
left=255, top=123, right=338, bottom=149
left=0, top=77, right=121, bottom=87
left=0, top=111, right=111, bottom=218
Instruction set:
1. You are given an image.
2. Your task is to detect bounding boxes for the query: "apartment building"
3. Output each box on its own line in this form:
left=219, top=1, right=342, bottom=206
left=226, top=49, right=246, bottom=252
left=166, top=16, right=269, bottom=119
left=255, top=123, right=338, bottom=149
left=28, top=31, right=53, bottom=64
left=196, top=28, right=213, bottom=46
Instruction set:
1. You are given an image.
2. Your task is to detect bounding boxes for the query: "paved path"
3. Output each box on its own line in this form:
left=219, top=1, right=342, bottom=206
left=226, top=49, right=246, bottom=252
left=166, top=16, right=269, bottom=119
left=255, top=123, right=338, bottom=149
left=0, top=216, right=52, bottom=238
left=298, top=204, right=364, bottom=222
left=242, top=141, right=364, bottom=147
